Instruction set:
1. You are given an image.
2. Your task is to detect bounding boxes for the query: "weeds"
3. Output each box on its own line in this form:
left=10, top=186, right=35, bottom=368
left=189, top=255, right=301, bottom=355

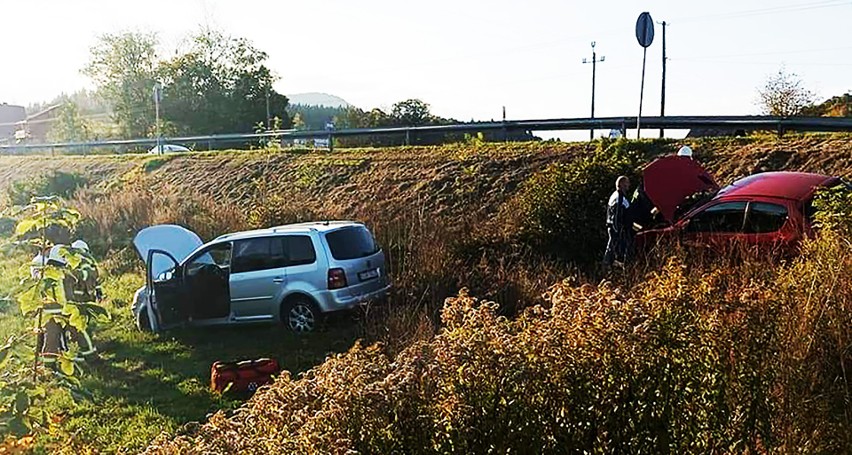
left=146, top=223, right=852, bottom=453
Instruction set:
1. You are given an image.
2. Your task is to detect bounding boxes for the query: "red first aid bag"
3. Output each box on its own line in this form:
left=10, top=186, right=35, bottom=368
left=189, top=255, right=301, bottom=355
left=210, top=358, right=279, bottom=393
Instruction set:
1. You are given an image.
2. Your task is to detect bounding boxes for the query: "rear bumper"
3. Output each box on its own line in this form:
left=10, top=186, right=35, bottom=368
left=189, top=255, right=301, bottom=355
left=315, top=283, right=392, bottom=313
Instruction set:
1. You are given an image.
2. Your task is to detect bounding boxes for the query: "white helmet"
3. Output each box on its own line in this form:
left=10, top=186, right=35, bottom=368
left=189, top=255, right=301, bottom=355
left=48, top=245, right=67, bottom=266
left=72, top=239, right=90, bottom=251
left=677, top=146, right=693, bottom=158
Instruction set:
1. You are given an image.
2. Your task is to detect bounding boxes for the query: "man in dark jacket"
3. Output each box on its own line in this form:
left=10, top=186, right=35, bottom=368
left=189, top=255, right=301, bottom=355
left=604, top=176, right=632, bottom=267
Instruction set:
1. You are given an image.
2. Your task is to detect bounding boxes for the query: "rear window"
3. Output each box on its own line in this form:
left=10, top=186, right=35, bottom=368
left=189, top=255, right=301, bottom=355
left=325, top=226, right=379, bottom=260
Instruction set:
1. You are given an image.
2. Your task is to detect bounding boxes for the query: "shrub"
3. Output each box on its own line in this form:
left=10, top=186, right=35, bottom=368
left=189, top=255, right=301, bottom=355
left=6, top=171, right=88, bottom=206
left=812, top=181, right=852, bottom=236
left=0, top=217, right=14, bottom=238
left=503, top=139, right=668, bottom=265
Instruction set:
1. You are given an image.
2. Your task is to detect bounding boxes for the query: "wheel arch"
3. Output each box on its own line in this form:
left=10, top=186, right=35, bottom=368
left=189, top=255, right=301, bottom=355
left=279, top=292, right=320, bottom=321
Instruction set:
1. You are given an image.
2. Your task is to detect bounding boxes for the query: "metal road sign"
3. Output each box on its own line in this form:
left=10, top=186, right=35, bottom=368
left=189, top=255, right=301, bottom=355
left=636, top=12, right=655, bottom=48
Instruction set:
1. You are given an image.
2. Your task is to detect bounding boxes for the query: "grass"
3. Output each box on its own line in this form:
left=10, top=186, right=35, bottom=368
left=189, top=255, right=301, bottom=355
left=0, top=248, right=364, bottom=453
left=2, top=137, right=851, bottom=451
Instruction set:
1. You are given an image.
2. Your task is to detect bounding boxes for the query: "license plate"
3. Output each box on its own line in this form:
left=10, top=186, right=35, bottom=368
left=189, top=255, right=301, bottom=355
left=358, top=269, right=379, bottom=281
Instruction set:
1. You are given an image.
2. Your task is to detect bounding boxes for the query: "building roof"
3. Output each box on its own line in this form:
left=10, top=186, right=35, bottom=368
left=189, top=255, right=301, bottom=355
left=717, top=172, right=838, bottom=201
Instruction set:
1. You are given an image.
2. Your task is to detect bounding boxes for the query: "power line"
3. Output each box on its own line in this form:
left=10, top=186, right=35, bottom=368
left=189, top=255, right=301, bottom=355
left=676, top=0, right=851, bottom=23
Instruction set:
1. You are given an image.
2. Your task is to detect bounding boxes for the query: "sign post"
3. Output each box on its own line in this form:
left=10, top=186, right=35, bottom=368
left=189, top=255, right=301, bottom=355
left=635, top=12, right=655, bottom=139
left=153, top=83, right=163, bottom=154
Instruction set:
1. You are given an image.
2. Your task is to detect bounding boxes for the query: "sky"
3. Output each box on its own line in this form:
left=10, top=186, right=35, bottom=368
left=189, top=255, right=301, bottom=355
left=1, top=0, right=851, bottom=139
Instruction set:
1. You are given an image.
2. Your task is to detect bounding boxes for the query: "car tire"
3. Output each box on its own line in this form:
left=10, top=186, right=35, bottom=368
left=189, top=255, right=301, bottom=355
left=283, top=297, right=320, bottom=333
left=138, top=309, right=153, bottom=332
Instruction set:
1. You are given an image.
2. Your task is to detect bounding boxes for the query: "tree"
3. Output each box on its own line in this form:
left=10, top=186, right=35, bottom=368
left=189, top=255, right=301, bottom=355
left=47, top=101, right=90, bottom=143
left=802, top=92, right=852, bottom=118
left=83, top=32, right=159, bottom=138
left=157, top=28, right=290, bottom=135
left=1, top=197, right=108, bottom=435
left=757, top=68, right=816, bottom=117
left=390, top=99, right=433, bottom=126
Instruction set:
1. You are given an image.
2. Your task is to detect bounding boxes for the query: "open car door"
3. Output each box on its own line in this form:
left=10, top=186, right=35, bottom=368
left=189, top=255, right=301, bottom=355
left=146, top=249, right=189, bottom=328
left=643, top=155, right=719, bottom=223
left=134, top=225, right=205, bottom=329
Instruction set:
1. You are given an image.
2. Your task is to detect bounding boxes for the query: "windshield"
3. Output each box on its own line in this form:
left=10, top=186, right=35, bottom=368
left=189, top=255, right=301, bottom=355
left=675, top=189, right=720, bottom=221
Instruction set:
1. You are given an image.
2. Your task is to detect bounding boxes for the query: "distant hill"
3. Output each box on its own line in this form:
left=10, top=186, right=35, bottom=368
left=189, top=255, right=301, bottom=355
left=286, top=93, right=351, bottom=108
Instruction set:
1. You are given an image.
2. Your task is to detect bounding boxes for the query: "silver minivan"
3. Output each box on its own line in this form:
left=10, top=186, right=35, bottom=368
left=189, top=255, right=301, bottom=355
left=131, top=221, right=391, bottom=333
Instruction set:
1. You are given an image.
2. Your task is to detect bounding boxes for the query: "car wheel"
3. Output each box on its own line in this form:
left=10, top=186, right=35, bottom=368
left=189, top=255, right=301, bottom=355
left=284, top=298, right=319, bottom=333
left=138, top=309, right=153, bottom=332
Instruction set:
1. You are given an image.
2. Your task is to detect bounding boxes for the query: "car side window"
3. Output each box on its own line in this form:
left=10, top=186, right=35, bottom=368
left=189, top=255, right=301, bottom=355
left=278, top=236, right=317, bottom=267
left=231, top=238, right=277, bottom=274
left=685, top=201, right=747, bottom=233
left=744, top=202, right=788, bottom=234
left=185, top=243, right=231, bottom=277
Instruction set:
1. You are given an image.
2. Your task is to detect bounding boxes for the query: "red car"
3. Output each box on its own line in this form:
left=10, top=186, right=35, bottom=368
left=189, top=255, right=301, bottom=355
left=635, top=155, right=843, bottom=252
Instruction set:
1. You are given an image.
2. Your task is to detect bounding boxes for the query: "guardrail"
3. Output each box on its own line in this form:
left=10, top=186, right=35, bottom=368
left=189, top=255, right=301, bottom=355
left=2, top=115, right=852, bottom=153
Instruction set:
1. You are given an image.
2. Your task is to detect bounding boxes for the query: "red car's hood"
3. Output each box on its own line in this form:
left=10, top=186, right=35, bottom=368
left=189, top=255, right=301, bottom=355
left=643, top=156, right=719, bottom=223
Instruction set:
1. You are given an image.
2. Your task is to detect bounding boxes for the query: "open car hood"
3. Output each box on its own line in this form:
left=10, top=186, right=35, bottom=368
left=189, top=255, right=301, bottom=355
left=643, top=156, right=719, bottom=223
left=133, top=225, right=203, bottom=277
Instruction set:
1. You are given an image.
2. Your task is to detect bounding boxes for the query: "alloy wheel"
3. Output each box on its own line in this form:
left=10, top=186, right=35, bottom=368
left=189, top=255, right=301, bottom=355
left=288, top=303, right=315, bottom=332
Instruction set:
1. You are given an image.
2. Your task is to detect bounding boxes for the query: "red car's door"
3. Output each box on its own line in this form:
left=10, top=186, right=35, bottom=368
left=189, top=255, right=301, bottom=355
left=738, top=200, right=800, bottom=251
left=679, top=201, right=748, bottom=249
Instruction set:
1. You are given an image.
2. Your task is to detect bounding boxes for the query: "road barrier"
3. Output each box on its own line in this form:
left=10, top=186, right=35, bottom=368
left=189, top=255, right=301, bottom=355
left=2, top=115, right=852, bottom=154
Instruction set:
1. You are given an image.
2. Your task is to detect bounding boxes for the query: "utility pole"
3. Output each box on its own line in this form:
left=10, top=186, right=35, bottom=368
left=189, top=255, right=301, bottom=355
left=502, top=105, right=507, bottom=142
left=658, top=20, right=668, bottom=138
left=265, top=88, right=271, bottom=130
left=582, top=42, right=605, bottom=141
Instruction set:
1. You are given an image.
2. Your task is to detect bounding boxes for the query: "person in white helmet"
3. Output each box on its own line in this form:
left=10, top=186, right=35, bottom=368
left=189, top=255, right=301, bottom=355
left=604, top=176, right=633, bottom=267
left=65, top=239, right=100, bottom=359
left=677, top=145, right=694, bottom=158
left=36, top=240, right=100, bottom=362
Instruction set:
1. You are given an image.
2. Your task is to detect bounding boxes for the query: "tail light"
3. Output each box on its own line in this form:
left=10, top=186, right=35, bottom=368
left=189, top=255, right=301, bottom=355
left=327, top=268, right=348, bottom=289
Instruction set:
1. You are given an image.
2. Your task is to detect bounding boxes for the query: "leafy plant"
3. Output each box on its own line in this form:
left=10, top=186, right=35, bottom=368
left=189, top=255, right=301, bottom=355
left=0, top=196, right=108, bottom=436
left=505, top=139, right=662, bottom=264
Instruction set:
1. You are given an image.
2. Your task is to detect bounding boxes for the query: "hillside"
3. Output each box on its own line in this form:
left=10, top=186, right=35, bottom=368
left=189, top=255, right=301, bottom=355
left=1, top=135, right=851, bottom=452
left=2, top=135, right=851, bottom=218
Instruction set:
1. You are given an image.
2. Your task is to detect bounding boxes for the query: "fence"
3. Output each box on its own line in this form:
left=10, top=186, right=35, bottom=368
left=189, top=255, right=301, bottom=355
left=2, top=115, right=852, bottom=154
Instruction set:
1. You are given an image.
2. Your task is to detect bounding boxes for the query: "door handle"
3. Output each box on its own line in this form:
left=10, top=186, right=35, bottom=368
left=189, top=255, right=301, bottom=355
left=272, top=277, right=285, bottom=283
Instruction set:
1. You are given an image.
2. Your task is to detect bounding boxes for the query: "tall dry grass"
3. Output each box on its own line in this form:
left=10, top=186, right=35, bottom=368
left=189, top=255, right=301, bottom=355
left=143, top=225, right=852, bottom=453
left=71, top=183, right=247, bottom=265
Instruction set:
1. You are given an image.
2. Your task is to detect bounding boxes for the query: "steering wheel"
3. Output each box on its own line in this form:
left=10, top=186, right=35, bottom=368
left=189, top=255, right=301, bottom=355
left=202, top=263, right=228, bottom=282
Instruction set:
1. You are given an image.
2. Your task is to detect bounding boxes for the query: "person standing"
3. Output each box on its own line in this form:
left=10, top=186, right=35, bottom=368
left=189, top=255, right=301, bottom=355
left=604, top=176, right=632, bottom=267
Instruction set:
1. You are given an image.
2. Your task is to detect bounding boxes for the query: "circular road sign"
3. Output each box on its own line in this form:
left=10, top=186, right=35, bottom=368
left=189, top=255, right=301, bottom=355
left=636, top=12, right=655, bottom=48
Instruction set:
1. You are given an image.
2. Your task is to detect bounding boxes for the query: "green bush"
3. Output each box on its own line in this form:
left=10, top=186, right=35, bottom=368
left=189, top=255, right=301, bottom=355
left=812, top=181, right=852, bottom=236
left=6, top=171, right=88, bottom=206
left=0, top=217, right=14, bottom=238
left=506, top=139, right=669, bottom=265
